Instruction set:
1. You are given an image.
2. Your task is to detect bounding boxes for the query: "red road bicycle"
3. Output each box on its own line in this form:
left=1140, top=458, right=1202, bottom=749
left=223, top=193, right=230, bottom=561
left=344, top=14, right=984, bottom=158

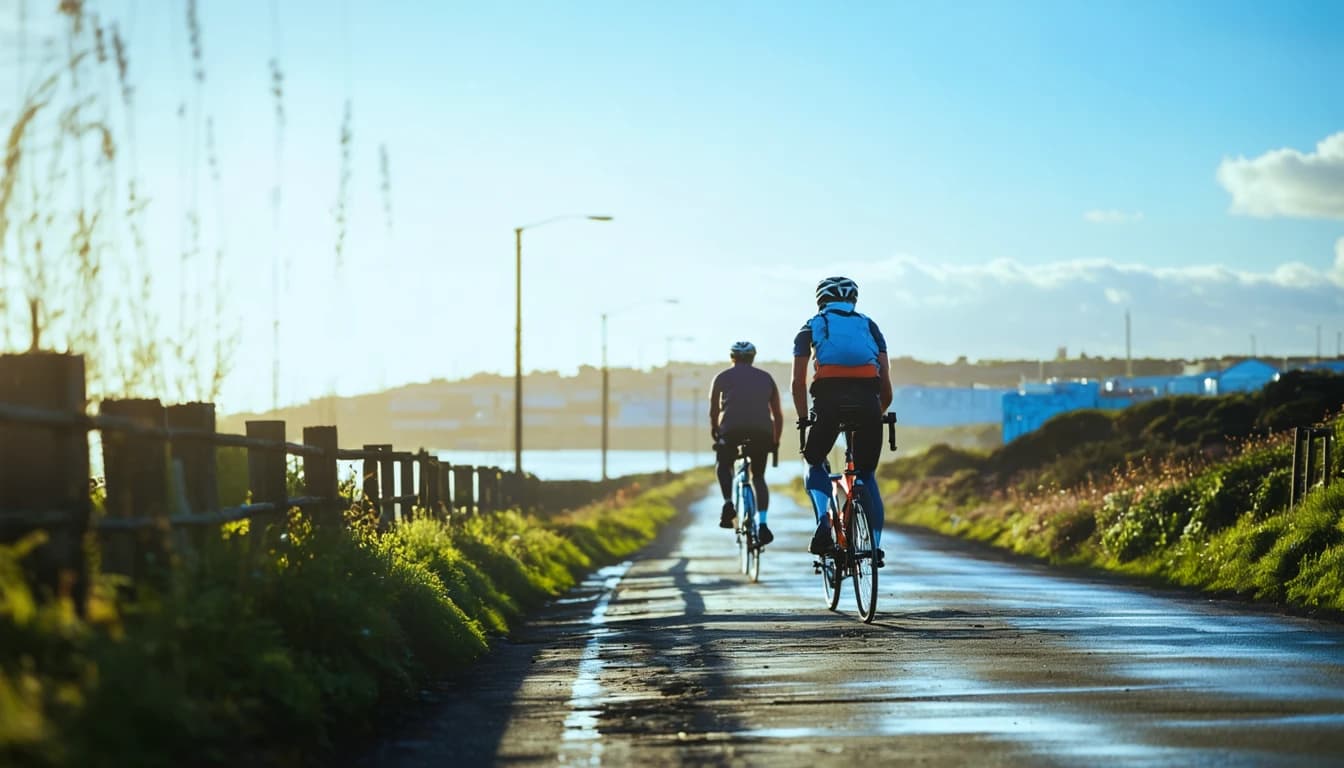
left=799, top=410, right=897, bottom=623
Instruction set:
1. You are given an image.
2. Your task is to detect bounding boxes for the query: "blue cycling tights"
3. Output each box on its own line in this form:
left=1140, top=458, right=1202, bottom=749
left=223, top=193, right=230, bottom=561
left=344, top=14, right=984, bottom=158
left=805, top=464, right=883, bottom=547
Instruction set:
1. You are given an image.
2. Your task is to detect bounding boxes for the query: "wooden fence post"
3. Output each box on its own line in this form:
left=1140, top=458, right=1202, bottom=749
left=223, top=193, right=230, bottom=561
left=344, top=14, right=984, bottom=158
left=362, top=443, right=382, bottom=527
left=1326, top=432, right=1336, bottom=488
left=420, top=452, right=438, bottom=518
left=1290, top=428, right=1302, bottom=507
left=101, top=399, right=171, bottom=580
left=378, top=446, right=396, bottom=528
left=400, top=454, right=415, bottom=522
left=246, top=421, right=288, bottom=525
left=477, top=467, right=499, bottom=514
left=437, top=462, right=454, bottom=521
left=1307, top=431, right=1319, bottom=493
left=0, top=353, right=89, bottom=611
left=166, top=403, right=217, bottom=560
left=454, top=465, right=475, bottom=516
left=165, top=403, right=218, bottom=515
left=303, top=426, right=340, bottom=529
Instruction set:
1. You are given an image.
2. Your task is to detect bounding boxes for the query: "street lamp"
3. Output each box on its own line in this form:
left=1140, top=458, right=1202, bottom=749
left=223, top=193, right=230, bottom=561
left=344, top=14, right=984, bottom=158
left=664, top=335, right=694, bottom=476
left=601, top=298, right=678, bottom=481
left=514, top=214, right=612, bottom=475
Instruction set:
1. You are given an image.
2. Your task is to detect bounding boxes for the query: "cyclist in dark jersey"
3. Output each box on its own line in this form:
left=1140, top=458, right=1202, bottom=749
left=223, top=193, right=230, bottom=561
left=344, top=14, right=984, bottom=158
left=792, top=276, right=894, bottom=566
left=709, top=341, right=784, bottom=544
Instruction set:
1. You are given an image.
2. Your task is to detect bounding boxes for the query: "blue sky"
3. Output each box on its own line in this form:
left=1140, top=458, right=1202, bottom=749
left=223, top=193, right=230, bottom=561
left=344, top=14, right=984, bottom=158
left=1, top=0, right=1343, bottom=412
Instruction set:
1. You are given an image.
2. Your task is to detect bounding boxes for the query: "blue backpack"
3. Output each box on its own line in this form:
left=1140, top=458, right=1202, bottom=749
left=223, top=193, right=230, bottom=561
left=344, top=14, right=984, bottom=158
left=808, top=306, right=878, bottom=369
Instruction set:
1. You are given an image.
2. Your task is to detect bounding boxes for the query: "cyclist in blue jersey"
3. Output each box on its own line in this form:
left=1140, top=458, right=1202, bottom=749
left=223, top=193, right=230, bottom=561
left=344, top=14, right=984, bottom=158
left=709, top=341, right=784, bottom=544
left=792, top=277, right=894, bottom=566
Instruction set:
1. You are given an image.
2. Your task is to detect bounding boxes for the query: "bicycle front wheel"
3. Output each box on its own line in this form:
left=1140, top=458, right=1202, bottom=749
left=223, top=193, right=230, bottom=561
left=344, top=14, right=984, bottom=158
left=850, top=497, right=879, bottom=623
left=820, top=552, right=841, bottom=609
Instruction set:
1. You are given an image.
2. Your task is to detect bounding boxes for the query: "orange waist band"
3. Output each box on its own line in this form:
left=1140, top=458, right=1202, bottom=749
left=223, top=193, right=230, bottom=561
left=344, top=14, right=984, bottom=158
left=813, top=364, right=878, bottom=379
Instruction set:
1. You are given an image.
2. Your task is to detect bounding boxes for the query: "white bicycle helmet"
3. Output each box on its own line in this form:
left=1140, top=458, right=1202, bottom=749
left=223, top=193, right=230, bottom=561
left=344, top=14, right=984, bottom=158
left=816, top=276, right=858, bottom=307
left=730, top=341, right=756, bottom=361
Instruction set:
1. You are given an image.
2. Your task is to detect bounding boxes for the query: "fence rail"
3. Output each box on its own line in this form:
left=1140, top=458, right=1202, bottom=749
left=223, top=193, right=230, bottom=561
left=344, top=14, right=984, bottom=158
left=0, top=352, right=540, bottom=613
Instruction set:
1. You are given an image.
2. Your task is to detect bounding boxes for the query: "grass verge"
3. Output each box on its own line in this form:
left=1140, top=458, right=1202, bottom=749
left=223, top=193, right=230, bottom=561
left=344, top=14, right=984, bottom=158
left=0, top=471, right=708, bottom=767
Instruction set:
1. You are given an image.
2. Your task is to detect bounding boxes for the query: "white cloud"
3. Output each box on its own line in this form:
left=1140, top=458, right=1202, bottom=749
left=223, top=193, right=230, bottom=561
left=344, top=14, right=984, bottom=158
left=1217, top=132, right=1344, bottom=219
left=755, top=248, right=1344, bottom=361
left=1104, top=288, right=1130, bottom=305
left=1084, top=209, right=1144, bottom=224
left=1335, top=237, right=1344, bottom=284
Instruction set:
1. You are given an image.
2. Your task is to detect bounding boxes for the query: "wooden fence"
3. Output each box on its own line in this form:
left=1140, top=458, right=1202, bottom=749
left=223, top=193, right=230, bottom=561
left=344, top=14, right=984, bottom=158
left=0, top=352, right=539, bottom=612
left=1290, top=426, right=1336, bottom=507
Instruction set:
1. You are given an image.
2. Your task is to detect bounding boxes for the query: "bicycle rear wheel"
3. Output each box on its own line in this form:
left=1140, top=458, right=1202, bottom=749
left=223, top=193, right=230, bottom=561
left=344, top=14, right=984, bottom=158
left=738, top=486, right=755, bottom=576
left=747, top=536, right=761, bottom=583
left=850, top=497, right=878, bottom=623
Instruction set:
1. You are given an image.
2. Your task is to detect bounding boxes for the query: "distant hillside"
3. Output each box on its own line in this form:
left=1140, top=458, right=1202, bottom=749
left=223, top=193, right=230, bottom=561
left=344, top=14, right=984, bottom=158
left=222, top=355, right=1319, bottom=450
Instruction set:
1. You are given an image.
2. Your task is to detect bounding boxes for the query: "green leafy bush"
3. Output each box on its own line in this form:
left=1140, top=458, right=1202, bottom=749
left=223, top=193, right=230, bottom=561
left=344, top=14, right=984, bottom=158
left=1102, top=484, right=1195, bottom=562
left=1250, top=466, right=1292, bottom=519
left=0, top=472, right=704, bottom=767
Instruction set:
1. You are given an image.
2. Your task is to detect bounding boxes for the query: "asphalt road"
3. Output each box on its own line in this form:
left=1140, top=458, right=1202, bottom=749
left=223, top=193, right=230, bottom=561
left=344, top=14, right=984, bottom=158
left=357, top=486, right=1344, bottom=767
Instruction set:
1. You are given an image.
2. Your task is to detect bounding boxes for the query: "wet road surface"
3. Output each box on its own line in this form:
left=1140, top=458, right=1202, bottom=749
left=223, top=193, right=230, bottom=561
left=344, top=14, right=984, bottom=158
left=358, top=486, right=1344, bottom=767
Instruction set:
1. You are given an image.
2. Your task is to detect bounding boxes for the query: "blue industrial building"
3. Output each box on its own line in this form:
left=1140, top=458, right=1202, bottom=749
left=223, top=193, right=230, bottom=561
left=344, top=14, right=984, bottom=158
left=891, top=385, right=1012, bottom=427
left=1001, top=358, right=1297, bottom=444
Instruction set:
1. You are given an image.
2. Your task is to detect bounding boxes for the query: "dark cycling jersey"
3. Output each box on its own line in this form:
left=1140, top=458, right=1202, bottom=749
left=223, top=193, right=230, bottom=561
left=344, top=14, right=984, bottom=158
left=710, top=363, right=779, bottom=434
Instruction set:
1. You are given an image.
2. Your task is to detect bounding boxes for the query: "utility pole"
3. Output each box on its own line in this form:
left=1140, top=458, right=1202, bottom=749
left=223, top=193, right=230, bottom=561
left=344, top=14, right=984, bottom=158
left=664, top=363, right=672, bottom=477
left=1316, top=324, right=1323, bottom=362
left=1251, top=334, right=1257, bottom=358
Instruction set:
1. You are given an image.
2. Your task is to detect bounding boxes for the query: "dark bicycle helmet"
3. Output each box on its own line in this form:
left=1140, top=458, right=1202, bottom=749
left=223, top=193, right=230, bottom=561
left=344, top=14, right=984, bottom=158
left=816, top=276, right=858, bottom=307
left=730, top=340, right=756, bottom=362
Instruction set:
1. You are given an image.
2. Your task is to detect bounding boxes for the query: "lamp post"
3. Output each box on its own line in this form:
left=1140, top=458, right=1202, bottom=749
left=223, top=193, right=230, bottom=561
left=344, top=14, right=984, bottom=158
left=664, top=335, right=694, bottom=476
left=601, top=298, right=677, bottom=481
left=514, top=214, right=612, bottom=475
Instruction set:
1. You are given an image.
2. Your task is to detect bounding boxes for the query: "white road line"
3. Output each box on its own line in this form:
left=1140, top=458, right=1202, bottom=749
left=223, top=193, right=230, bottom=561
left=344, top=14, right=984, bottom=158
left=559, top=561, right=633, bottom=766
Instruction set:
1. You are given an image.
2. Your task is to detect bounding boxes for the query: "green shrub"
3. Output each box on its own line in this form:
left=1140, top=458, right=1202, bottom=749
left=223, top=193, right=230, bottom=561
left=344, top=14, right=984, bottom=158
left=1251, top=466, right=1292, bottom=519
left=0, top=472, right=702, bottom=767
left=878, top=443, right=986, bottom=482
left=1188, top=449, right=1283, bottom=532
left=1045, top=505, right=1097, bottom=557
left=995, top=409, right=1115, bottom=479
left=1102, top=484, right=1195, bottom=562
left=1253, top=484, right=1344, bottom=599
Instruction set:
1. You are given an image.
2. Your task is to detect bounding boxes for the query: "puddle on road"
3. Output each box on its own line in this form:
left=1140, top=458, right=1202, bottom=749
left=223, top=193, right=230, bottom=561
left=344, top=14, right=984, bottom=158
left=559, top=562, right=632, bottom=765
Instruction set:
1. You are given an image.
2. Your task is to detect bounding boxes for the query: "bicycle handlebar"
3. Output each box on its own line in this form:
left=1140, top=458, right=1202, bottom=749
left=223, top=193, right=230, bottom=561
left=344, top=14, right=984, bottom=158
left=795, top=412, right=899, bottom=454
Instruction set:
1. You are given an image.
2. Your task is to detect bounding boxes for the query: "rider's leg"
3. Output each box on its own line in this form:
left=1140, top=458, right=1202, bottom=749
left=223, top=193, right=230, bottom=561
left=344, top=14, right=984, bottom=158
left=803, top=408, right=840, bottom=551
left=713, top=440, right=736, bottom=528
left=747, top=440, right=771, bottom=523
left=714, top=445, right=733, bottom=502
left=852, top=416, right=885, bottom=548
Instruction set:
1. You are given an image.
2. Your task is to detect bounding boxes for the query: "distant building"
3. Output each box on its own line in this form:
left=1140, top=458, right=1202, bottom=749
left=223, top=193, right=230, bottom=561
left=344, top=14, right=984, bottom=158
left=1002, top=380, right=1101, bottom=443
left=1201, top=358, right=1280, bottom=395
left=1001, top=358, right=1308, bottom=443
left=891, top=385, right=1012, bottom=427
left=1304, top=360, right=1344, bottom=375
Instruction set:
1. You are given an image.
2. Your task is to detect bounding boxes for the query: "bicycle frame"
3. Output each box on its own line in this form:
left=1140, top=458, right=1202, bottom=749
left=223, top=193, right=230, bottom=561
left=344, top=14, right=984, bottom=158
left=729, top=438, right=776, bottom=583
left=799, top=411, right=898, bottom=622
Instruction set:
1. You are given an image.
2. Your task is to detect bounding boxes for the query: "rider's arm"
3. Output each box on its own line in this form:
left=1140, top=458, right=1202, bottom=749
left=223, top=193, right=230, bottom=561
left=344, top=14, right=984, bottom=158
left=769, top=383, right=784, bottom=446
left=877, top=352, right=893, bottom=412
left=791, top=355, right=809, bottom=421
